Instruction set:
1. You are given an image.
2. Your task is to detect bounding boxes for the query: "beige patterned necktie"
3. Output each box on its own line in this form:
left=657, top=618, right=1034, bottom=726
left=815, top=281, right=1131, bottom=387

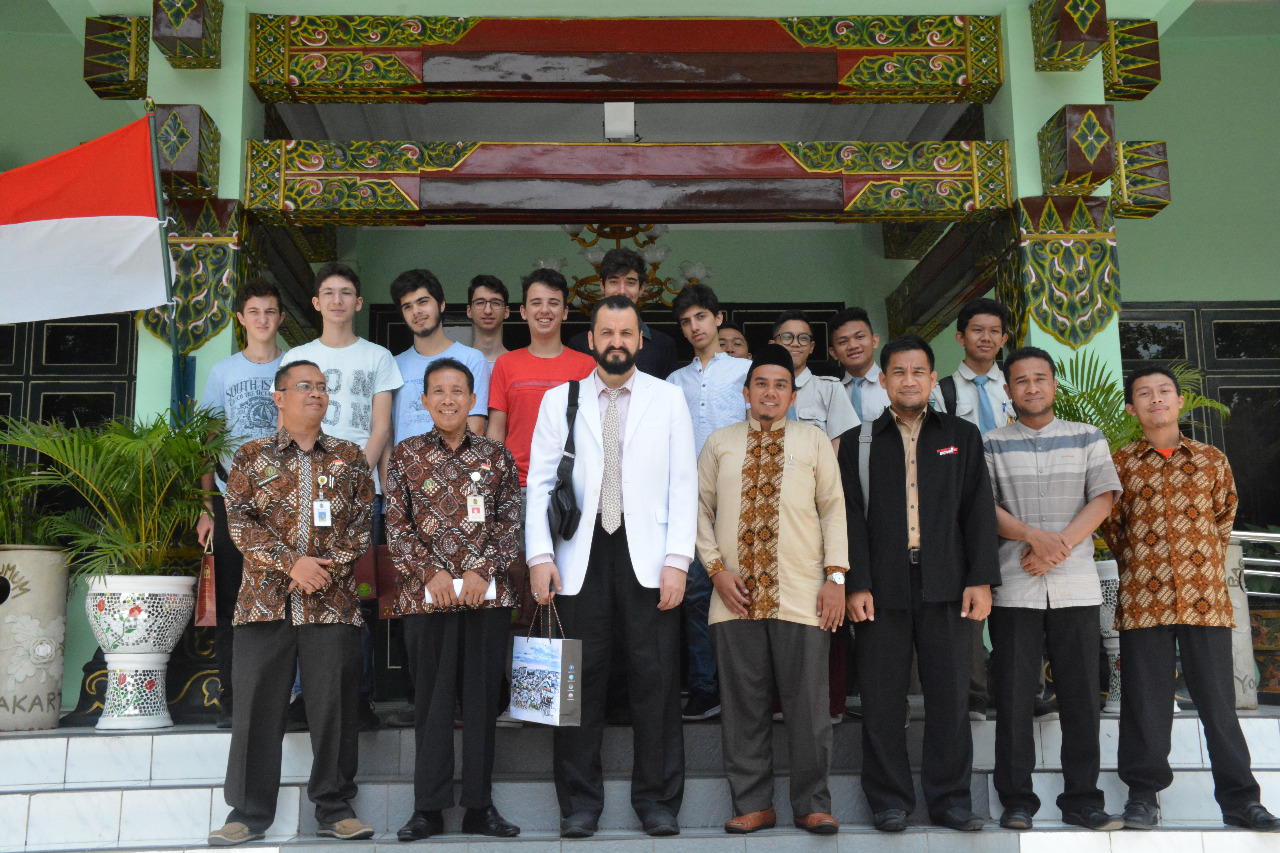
left=601, top=387, right=622, bottom=533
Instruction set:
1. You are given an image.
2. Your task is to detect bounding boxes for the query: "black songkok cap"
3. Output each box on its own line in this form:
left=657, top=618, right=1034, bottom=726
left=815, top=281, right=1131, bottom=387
left=746, top=342, right=797, bottom=389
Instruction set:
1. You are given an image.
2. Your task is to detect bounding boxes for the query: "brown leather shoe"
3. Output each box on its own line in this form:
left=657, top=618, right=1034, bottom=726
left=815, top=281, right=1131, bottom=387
left=724, top=808, right=776, bottom=834
left=794, top=813, right=840, bottom=835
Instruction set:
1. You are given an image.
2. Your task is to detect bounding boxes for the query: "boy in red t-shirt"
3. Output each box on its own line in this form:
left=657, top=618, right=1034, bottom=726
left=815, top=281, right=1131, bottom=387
left=487, top=268, right=595, bottom=486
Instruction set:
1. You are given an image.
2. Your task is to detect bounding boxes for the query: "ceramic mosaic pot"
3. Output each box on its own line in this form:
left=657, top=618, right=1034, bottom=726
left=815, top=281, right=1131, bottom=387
left=0, top=546, right=68, bottom=731
left=1096, top=560, right=1122, bottom=714
left=84, top=575, right=195, bottom=729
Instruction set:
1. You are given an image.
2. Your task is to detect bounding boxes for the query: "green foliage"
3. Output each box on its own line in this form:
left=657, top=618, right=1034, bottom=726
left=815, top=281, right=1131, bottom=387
left=1053, top=352, right=1230, bottom=453
left=0, top=455, right=58, bottom=546
left=0, top=404, right=227, bottom=579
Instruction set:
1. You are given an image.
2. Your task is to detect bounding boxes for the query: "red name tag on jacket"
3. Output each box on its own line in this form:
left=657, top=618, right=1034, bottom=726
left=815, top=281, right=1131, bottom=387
left=938, top=446, right=958, bottom=455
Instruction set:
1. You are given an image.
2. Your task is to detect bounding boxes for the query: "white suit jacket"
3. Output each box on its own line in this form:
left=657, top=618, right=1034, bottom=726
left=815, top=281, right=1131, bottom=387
left=525, top=370, right=698, bottom=595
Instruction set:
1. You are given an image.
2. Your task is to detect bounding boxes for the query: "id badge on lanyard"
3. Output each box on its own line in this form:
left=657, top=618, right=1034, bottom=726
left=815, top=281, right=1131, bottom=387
left=467, top=471, right=485, bottom=522
left=313, top=474, right=332, bottom=527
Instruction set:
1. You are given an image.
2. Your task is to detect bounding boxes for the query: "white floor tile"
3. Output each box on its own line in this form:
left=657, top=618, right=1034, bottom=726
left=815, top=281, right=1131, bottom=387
left=119, top=787, right=213, bottom=845
left=1169, top=718, right=1206, bottom=768
left=150, top=731, right=230, bottom=782
left=973, top=721, right=997, bottom=770
left=1207, top=830, right=1280, bottom=853
left=266, top=785, right=300, bottom=839
left=1041, top=721, right=1063, bottom=770
left=0, top=734, right=65, bottom=790
left=1016, top=831, right=1110, bottom=853
left=279, top=732, right=314, bottom=781
left=26, top=789, right=121, bottom=849
left=0, top=793, right=28, bottom=852
left=1160, top=771, right=1221, bottom=820
left=1108, top=829, right=1204, bottom=853
left=1239, top=718, right=1280, bottom=765
left=1099, top=719, right=1121, bottom=769
left=64, top=734, right=152, bottom=786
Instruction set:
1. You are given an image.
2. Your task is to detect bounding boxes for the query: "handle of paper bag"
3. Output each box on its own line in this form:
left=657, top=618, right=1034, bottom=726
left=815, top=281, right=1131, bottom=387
left=528, top=601, right=566, bottom=642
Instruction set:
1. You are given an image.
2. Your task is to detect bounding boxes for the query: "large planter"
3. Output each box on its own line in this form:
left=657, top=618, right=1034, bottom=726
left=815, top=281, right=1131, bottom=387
left=84, top=575, right=196, bottom=729
left=0, top=545, right=68, bottom=731
left=1096, top=559, right=1121, bottom=714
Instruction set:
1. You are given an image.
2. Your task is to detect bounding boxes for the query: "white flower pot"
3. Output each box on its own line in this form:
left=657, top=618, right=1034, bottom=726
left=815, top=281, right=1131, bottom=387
left=1096, top=559, right=1121, bottom=714
left=0, top=546, right=68, bottom=731
left=84, top=575, right=196, bottom=730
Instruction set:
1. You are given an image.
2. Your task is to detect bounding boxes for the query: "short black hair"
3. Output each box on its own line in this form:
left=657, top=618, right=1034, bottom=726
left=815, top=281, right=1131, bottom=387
left=521, top=268, right=570, bottom=301
left=599, top=247, right=646, bottom=283
left=467, top=274, right=508, bottom=304
left=879, top=334, right=935, bottom=372
left=314, top=261, right=361, bottom=298
left=274, top=359, right=322, bottom=390
left=236, top=278, right=282, bottom=314
left=771, top=308, right=812, bottom=338
left=390, top=269, right=445, bottom=309
left=591, top=294, right=641, bottom=332
left=718, top=321, right=744, bottom=336
left=1004, top=346, right=1056, bottom=380
left=830, top=306, right=873, bottom=338
left=1124, top=365, right=1180, bottom=405
left=957, top=297, right=1009, bottom=335
left=423, top=356, right=475, bottom=394
left=671, top=284, right=720, bottom=321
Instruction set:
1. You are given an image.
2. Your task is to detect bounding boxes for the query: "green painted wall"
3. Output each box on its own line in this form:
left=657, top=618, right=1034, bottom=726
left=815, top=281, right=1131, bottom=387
left=1113, top=31, right=1280, bottom=304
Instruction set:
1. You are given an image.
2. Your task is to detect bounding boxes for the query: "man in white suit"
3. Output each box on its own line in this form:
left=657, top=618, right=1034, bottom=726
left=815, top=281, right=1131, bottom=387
left=526, top=294, right=698, bottom=839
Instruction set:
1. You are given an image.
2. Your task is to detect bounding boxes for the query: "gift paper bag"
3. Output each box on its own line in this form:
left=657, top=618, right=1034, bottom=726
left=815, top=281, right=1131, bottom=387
left=194, top=538, right=217, bottom=627
left=507, top=604, right=581, bottom=726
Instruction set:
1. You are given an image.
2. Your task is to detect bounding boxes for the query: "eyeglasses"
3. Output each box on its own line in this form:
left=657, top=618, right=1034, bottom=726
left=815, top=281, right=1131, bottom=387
left=775, top=332, right=814, bottom=346
left=279, top=381, right=329, bottom=395
left=470, top=298, right=506, bottom=310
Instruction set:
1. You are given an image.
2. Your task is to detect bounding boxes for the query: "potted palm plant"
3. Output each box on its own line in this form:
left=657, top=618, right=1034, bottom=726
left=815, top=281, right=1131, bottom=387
left=0, top=455, right=68, bottom=731
left=1052, top=351, right=1230, bottom=712
left=0, top=405, right=226, bottom=729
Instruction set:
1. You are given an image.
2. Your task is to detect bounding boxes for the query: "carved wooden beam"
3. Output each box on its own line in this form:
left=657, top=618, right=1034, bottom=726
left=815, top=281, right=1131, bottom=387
left=1038, top=104, right=1115, bottom=196
left=1112, top=141, right=1170, bottom=219
left=245, top=140, right=1010, bottom=226
left=154, top=104, right=219, bottom=199
left=1030, top=0, right=1108, bottom=72
left=153, top=0, right=222, bottom=69
left=84, top=16, right=149, bottom=100
left=1104, top=19, right=1161, bottom=101
left=249, top=14, right=1002, bottom=104
left=881, top=221, right=953, bottom=260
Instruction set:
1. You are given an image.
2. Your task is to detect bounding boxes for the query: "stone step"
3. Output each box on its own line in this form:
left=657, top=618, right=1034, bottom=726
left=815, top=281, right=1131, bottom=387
left=6, top=767, right=1280, bottom=851
left=3, top=715, right=1278, bottom=794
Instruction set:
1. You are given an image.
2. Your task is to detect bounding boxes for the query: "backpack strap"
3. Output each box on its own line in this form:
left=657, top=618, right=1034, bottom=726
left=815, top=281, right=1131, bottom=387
left=939, top=375, right=957, bottom=415
left=858, top=425, right=873, bottom=520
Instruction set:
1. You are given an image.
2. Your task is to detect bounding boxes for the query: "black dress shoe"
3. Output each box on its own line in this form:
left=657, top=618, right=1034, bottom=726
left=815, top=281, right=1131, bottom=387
left=1122, top=800, right=1159, bottom=830
left=999, top=807, right=1033, bottom=830
left=462, top=805, right=520, bottom=838
left=873, top=809, right=909, bottom=832
left=932, top=807, right=984, bottom=831
left=1063, top=805, right=1123, bottom=831
left=560, top=814, right=598, bottom=838
left=1223, top=802, right=1280, bottom=831
left=397, top=810, right=443, bottom=842
left=641, top=811, right=680, bottom=837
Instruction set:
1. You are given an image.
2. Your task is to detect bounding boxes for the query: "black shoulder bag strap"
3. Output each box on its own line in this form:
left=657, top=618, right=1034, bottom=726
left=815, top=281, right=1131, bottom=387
left=940, top=375, right=957, bottom=415
left=557, top=380, right=580, bottom=490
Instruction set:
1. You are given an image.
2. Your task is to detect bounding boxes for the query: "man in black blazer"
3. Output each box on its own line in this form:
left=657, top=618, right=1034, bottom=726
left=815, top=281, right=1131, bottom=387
left=838, top=334, right=1000, bottom=833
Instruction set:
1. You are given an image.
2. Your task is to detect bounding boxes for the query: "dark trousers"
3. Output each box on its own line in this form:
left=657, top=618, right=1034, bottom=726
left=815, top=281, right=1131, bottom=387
left=857, top=563, right=973, bottom=818
left=553, top=519, right=684, bottom=822
left=210, top=495, right=244, bottom=710
left=990, top=605, right=1103, bottom=815
left=1119, top=625, right=1260, bottom=810
left=713, top=619, right=832, bottom=817
left=223, top=619, right=362, bottom=832
left=403, top=608, right=509, bottom=812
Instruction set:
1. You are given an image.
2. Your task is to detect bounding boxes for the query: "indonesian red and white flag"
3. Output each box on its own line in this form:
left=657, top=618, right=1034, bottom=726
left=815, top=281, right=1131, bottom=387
left=0, top=116, right=168, bottom=324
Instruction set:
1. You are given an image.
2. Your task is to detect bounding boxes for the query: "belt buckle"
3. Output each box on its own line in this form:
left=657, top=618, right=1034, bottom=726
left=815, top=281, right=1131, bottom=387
left=907, top=547, right=921, bottom=565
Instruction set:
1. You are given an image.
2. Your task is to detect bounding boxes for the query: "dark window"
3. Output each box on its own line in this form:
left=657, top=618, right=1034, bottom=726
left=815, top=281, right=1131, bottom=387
left=38, top=391, right=118, bottom=428
left=1212, top=321, right=1280, bottom=361
left=1120, top=319, right=1187, bottom=361
left=42, top=322, right=120, bottom=366
left=1213, top=383, right=1280, bottom=529
left=0, top=325, right=15, bottom=368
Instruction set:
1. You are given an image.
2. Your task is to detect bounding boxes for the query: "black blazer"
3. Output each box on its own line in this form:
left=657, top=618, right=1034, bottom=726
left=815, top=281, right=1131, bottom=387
left=837, top=407, right=1000, bottom=608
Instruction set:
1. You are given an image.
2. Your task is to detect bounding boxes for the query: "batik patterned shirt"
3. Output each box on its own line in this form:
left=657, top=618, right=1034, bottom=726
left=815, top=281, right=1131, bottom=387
left=1099, top=436, right=1238, bottom=630
left=226, top=429, right=375, bottom=627
left=384, top=428, right=521, bottom=615
left=698, top=418, right=848, bottom=627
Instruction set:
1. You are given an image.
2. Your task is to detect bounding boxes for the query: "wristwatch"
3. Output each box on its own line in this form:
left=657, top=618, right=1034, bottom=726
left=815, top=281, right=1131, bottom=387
left=828, top=572, right=845, bottom=585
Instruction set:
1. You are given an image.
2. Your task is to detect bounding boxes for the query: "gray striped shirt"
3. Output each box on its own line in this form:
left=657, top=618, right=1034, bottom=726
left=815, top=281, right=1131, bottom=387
left=983, top=418, right=1121, bottom=608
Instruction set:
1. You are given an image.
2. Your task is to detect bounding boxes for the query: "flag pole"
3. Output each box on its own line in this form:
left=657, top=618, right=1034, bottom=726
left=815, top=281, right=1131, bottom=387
left=144, top=100, right=183, bottom=414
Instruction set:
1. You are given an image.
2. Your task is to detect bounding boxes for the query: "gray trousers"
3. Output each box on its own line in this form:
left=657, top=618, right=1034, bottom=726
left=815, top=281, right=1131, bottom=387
left=223, top=620, right=362, bottom=832
left=712, top=619, right=832, bottom=817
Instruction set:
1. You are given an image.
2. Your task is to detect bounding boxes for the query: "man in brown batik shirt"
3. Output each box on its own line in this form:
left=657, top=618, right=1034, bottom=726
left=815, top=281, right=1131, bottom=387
left=385, top=358, right=522, bottom=841
left=210, top=360, right=376, bottom=848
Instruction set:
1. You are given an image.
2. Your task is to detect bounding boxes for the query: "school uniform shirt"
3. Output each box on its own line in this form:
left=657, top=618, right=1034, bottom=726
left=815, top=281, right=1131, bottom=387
left=791, top=368, right=860, bottom=440
left=667, top=352, right=750, bottom=456
left=697, top=418, right=848, bottom=628
left=840, top=363, right=890, bottom=424
left=929, top=361, right=1013, bottom=433
left=984, top=418, right=1121, bottom=609
left=1099, top=435, right=1238, bottom=631
left=384, top=428, right=521, bottom=616
left=226, top=429, right=375, bottom=627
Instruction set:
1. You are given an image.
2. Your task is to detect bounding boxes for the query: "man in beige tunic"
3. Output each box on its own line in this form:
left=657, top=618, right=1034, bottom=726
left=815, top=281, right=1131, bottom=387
left=697, top=343, right=849, bottom=836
